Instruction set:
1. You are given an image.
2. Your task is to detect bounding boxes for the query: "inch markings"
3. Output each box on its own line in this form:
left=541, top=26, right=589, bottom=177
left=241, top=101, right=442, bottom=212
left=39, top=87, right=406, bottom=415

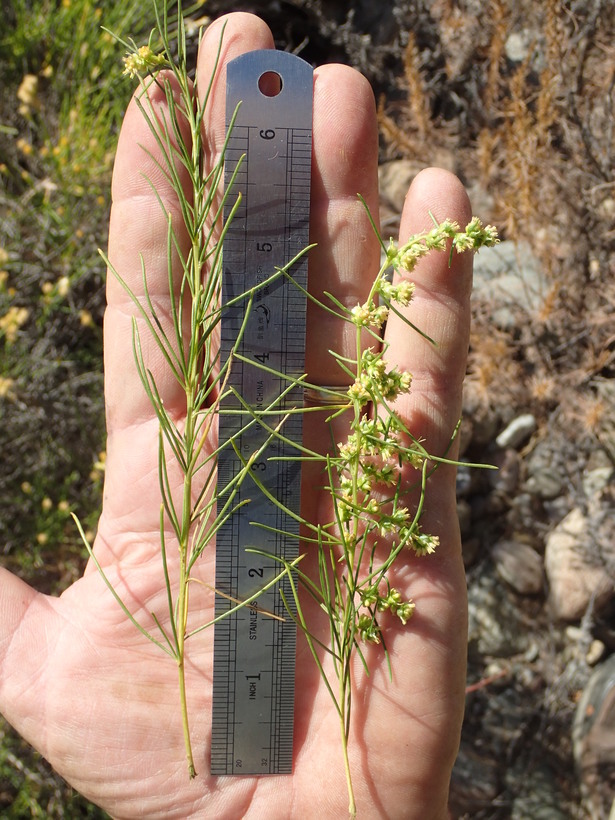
left=211, top=49, right=313, bottom=776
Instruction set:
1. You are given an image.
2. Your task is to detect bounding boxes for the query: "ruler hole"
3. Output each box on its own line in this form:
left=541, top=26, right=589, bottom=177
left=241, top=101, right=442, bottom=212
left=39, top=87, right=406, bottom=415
left=258, top=71, right=283, bottom=98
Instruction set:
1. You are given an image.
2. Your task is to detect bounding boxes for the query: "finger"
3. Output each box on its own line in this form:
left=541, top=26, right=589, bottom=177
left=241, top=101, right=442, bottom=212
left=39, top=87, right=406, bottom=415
left=105, top=75, right=192, bottom=433
left=366, top=170, right=472, bottom=799
left=98, top=75, right=197, bottom=544
left=306, top=63, right=380, bottom=386
left=384, top=167, right=473, bottom=465
left=198, top=13, right=275, bottom=161
left=0, top=568, right=54, bottom=757
left=382, top=168, right=472, bottom=569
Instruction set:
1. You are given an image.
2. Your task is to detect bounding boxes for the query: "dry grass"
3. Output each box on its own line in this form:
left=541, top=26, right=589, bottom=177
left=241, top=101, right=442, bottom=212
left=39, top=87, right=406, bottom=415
left=380, top=0, right=615, bottom=444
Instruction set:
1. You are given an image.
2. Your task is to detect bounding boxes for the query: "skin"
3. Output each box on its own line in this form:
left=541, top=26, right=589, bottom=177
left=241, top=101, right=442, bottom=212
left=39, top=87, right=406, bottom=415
left=0, top=13, right=472, bottom=820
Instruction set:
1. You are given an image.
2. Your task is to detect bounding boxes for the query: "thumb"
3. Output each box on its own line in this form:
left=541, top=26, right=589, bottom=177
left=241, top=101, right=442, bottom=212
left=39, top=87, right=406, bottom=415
left=0, top=567, right=56, bottom=754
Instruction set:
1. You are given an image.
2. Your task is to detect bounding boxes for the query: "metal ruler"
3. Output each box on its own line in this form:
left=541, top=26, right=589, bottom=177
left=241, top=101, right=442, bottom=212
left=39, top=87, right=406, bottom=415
left=211, top=49, right=313, bottom=775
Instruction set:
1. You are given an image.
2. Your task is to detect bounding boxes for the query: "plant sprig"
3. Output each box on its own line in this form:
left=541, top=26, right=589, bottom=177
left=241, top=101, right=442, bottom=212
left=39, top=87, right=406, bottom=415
left=269, top=213, right=498, bottom=815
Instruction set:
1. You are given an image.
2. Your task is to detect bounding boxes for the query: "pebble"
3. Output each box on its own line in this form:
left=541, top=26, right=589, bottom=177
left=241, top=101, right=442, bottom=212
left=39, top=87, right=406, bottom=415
left=525, top=466, right=563, bottom=500
left=583, top=465, right=614, bottom=498
left=544, top=507, right=614, bottom=621
left=496, top=413, right=536, bottom=449
left=492, top=539, right=544, bottom=595
left=505, top=30, right=533, bottom=62
left=586, top=639, right=606, bottom=666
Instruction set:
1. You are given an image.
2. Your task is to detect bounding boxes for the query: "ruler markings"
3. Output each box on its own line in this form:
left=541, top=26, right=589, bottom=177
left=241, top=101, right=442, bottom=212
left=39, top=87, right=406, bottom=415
left=212, top=50, right=313, bottom=776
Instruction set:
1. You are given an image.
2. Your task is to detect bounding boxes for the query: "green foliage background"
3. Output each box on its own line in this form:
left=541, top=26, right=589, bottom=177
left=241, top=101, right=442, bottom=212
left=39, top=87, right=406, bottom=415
left=0, top=1, right=160, bottom=813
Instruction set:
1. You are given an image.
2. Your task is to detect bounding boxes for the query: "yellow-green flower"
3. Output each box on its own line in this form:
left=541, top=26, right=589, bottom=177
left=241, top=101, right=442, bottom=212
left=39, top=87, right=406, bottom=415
left=123, top=45, right=167, bottom=79
left=0, top=306, right=29, bottom=343
left=17, top=74, right=39, bottom=114
left=0, top=376, right=16, bottom=399
left=56, top=275, right=70, bottom=297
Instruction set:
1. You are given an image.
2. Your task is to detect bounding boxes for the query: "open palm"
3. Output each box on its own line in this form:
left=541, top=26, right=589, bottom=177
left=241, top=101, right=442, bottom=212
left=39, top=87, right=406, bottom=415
left=0, top=13, right=472, bottom=819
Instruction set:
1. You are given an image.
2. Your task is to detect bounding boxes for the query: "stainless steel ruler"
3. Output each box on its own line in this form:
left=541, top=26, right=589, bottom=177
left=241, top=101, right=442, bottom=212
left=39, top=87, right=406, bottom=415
left=211, top=49, right=313, bottom=775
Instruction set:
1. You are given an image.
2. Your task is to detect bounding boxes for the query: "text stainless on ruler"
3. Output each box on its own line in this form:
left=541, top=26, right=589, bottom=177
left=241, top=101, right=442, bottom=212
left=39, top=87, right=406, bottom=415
left=211, top=50, right=313, bottom=775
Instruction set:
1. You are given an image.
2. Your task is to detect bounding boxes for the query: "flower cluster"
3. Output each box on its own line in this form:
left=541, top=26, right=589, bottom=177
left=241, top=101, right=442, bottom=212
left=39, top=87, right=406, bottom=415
left=0, top=305, right=29, bottom=343
left=0, top=376, right=16, bottom=400
left=17, top=74, right=39, bottom=117
left=409, top=529, right=439, bottom=555
left=350, top=301, right=388, bottom=329
left=123, top=45, right=167, bottom=79
left=357, top=585, right=415, bottom=643
left=377, top=278, right=415, bottom=306
left=386, top=216, right=499, bottom=273
left=329, top=215, right=499, bottom=656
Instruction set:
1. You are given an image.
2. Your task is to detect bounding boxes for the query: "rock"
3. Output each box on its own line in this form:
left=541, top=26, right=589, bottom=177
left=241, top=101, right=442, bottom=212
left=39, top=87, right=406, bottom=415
left=468, top=574, right=530, bottom=656
left=586, top=639, right=606, bottom=667
left=496, top=413, right=537, bottom=449
left=572, top=654, right=615, bottom=818
left=505, top=30, right=533, bottom=62
left=472, top=240, right=548, bottom=329
left=378, top=159, right=422, bottom=215
left=525, top=466, right=563, bottom=500
left=544, top=507, right=614, bottom=621
left=583, top=465, right=614, bottom=498
left=492, top=539, right=544, bottom=595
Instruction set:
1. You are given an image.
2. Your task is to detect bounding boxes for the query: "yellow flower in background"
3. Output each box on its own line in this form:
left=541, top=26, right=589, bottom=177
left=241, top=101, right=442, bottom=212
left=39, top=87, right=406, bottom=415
left=0, top=305, right=29, bottom=342
left=16, top=138, right=33, bottom=156
left=79, top=309, right=94, bottom=327
left=56, top=275, right=70, bottom=297
left=0, top=376, right=16, bottom=399
left=90, top=449, right=106, bottom=482
left=17, top=74, right=39, bottom=114
left=0, top=247, right=9, bottom=266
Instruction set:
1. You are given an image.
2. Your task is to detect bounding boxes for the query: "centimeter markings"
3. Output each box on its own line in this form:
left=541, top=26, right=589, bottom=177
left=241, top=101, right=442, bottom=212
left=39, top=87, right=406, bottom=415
left=211, top=49, right=313, bottom=776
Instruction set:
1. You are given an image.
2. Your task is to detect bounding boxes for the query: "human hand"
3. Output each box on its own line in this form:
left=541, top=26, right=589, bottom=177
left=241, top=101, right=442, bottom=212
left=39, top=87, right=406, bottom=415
left=0, top=12, right=471, bottom=819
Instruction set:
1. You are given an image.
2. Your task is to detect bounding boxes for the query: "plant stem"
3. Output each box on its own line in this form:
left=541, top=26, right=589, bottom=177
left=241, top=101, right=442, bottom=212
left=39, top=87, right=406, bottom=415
left=177, top=617, right=196, bottom=777
left=339, top=650, right=356, bottom=817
